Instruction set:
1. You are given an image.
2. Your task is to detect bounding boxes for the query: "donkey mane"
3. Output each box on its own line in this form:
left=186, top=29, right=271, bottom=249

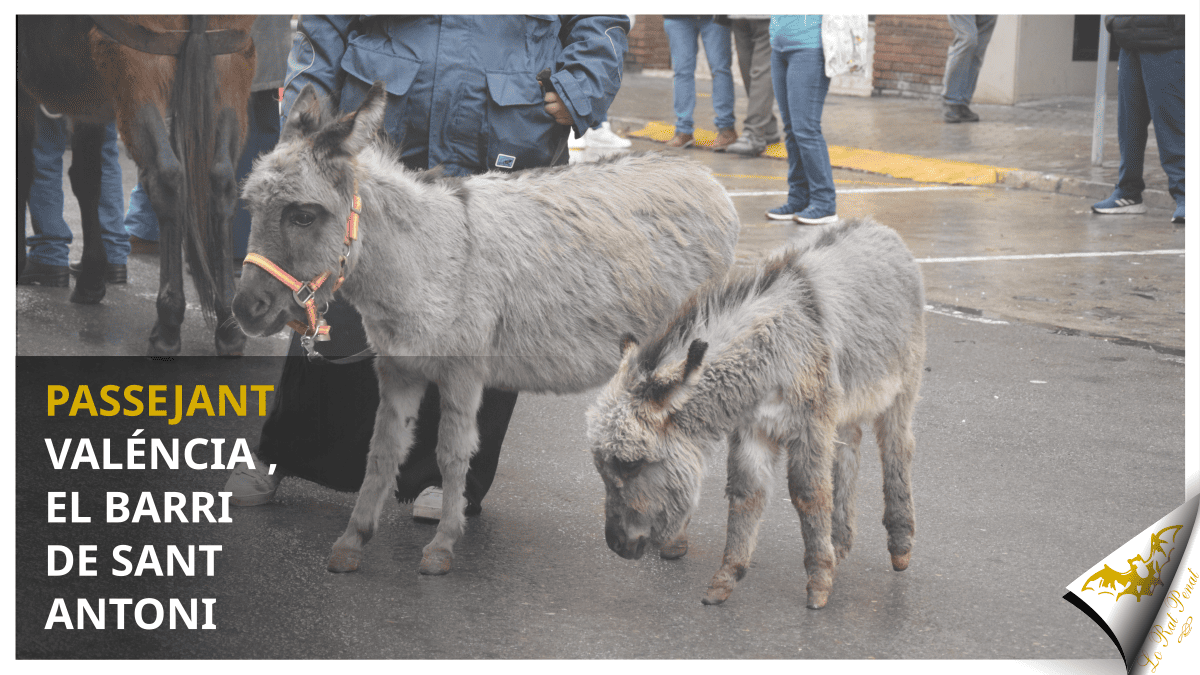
left=633, top=219, right=880, bottom=377
left=635, top=246, right=817, bottom=377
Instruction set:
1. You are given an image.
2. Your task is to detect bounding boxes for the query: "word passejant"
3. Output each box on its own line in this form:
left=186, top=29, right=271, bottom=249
left=47, top=384, right=274, bottom=425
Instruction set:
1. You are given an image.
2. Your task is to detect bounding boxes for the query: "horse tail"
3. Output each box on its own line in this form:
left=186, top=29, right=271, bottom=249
left=170, top=16, right=223, bottom=323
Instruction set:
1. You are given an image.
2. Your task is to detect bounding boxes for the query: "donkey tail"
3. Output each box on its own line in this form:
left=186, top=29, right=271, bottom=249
left=170, top=15, right=224, bottom=324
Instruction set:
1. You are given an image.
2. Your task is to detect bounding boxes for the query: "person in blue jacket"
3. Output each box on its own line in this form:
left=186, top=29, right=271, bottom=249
left=225, top=15, right=631, bottom=521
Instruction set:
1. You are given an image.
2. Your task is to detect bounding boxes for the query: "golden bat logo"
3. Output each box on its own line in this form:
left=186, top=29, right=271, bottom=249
left=1081, top=525, right=1184, bottom=602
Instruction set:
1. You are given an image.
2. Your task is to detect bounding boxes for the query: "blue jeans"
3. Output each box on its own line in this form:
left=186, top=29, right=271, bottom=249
left=663, top=16, right=736, bottom=134
left=26, top=115, right=128, bottom=266
left=772, top=47, right=835, bottom=214
left=942, top=15, right=997, bottom=106
left=123, top=181, right=159, bottom=243
left=125, top=90, right=281, bottom=260
left=1114, top=47, right=1185, bottom=207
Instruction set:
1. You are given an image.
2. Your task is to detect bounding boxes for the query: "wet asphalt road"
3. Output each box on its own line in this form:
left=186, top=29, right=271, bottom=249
left=15, top=127, right=1184, bottom=665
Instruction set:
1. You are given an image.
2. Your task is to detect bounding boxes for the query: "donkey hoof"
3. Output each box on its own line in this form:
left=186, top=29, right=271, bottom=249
left=327, top=547, right=362, bottom=573
left=702, top=585, right=731, bottom=606
left=660, top=535, right=688, bottom=560
left=419, top=548, right=453, bottom=575
left=69, top=282, right=106, bottom=304
left=890, top=551, right=911, bottom=571
left=806, top=589, right=830, bottom=610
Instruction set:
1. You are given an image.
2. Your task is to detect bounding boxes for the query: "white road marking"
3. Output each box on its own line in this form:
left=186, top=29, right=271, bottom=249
left=726, top=186, right=980, bottom=197
left=917, top=250, right=1185, bottom=264
left=924, top=305, right=1010, bottom=325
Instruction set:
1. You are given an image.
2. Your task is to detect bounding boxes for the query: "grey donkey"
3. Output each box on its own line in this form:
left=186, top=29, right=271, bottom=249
left=231, top=82, right=741, bottom=576
left=587, top=219, right=925, bottom=609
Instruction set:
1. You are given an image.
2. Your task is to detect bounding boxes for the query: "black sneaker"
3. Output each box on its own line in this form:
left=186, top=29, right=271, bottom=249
left=17, top=260, right=70, bottom=287
left=943, top=104, right=980, bottom=123
left=69, top=260, right=128, bottom=284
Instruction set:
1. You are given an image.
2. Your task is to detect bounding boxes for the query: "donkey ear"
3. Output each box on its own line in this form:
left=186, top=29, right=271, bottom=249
left=314, top=81, right=387, bottom=158
left=280, top=84, right=323, bottom=142
left=681, top=340, right=708, bottom=382
left=618, top=333, right=639, bottom=358
left=342, top=81, right=388, bottom=156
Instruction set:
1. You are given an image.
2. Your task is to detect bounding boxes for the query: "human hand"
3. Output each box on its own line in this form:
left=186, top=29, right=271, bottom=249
left=543, top=91, right=574, bottom=127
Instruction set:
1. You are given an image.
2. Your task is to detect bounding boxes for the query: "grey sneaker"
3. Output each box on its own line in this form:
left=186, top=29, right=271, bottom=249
left=413, top=486, right=443, bottom=522
left=225, top=459, right=283, bottom=506
left=724, top=130, right=767, bottom=156
left=1092, top=193, right=1148, bottom=214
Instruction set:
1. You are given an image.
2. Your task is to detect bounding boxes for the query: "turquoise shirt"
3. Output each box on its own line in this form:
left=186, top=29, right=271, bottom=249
left=770, top=15, right=822, bottom=50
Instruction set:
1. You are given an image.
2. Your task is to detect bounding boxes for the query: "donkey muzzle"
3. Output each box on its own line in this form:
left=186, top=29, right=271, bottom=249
left=231, top=266, right=296, bottom=336
left=605, top=521, right=648, bottom=560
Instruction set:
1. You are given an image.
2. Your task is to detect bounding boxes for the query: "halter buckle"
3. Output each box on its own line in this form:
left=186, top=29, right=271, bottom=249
left=293, top=282, right=318, bottom=308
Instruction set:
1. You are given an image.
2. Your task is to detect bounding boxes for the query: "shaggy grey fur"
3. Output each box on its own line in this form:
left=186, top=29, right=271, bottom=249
left=232, top=82, right=740, bottom=576
left=587, top=219, right=925, bottom=609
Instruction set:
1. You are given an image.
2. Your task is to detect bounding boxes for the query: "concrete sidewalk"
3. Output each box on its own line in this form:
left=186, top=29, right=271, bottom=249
left=605, top=72, right=1176, bottom=212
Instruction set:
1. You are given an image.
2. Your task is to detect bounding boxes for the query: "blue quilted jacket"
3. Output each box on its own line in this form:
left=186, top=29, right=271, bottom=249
left=283, top=15, right=630, bottom=175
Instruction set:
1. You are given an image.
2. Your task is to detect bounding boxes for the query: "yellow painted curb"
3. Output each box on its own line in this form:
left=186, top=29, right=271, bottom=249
left=629, top=122, right=1017, bottom=186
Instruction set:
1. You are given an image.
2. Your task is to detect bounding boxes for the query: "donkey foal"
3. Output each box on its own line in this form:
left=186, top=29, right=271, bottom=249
left=232, top=82, right=740, bottom=576
left=587, top=219, right=925, bottom=608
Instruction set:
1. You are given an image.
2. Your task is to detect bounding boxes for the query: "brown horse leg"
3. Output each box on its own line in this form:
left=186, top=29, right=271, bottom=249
left=210, top=106, right=247, bottom=356
left=67, top=122, right=108, bottom=304
left=129, top=104, right=187, bottom=356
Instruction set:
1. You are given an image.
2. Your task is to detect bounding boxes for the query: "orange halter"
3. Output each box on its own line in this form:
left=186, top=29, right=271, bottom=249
left=243, top=187, right=362, bottom=353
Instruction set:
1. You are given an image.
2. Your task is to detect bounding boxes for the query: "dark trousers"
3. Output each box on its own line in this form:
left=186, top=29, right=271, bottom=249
left=255, top=299, right=518, bottom=507
left=1114, top=47, right=1185, bottom=205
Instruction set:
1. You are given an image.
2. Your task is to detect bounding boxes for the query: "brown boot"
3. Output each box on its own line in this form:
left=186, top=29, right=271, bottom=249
left=666, top=132, right=694, bottom=148
left=710, top=127, right=738, bottom=152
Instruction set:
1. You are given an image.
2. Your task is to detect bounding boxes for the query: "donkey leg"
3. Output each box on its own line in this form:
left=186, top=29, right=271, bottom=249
left=329, top=361, right=427, bottom=572
left=419, top=375, right=485, bottom=576
left=209, top=106, right=247, bottom=357
left=874, top=388, right=918, bottom=572
left=703, top=427, right=776, bottom=605
left=786, top=417, right=837, bottom=609
left=66, top=122, right=108, bottom=305
left=831, top=424, right=863, bottom=561
left=660, top=516, right=691, bottom=560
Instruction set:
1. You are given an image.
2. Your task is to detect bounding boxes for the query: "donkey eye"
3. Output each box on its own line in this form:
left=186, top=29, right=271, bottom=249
left=614, top=458, right=647, bottom=475
left=290, top=211, right=316, bottom=227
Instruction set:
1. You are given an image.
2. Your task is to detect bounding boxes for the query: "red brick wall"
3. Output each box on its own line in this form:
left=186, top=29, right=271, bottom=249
left=872, top=15, right=954, bottom=98
left=627, top=15, right=671, bottom=71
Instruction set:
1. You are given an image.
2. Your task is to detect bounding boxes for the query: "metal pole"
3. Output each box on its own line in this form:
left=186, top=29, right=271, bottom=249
left=1091, top=16, right=1111, bottom=166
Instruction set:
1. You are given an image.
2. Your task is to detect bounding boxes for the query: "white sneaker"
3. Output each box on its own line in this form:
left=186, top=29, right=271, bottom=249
left=224, top=459, right=283, bottom=506
left=412, top=486, right=443, bottom=522
left=568, top=127, right=587, bottom=149
left=584, top=121, right=632, bottom=148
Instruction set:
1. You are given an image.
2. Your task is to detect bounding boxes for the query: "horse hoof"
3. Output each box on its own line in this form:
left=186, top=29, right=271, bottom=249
left=69, top=282, right=105, bottom=304
left=660, top=536, right=688, bottom=560
left=147, top=339, right=182, bottom=357
left=419, top=549, right=453, bottom=575
left=891, top=551, right=911, bottom=571
left=327, top=547, right=361, bottom=573
left=215, top=330, right=247, bottom=357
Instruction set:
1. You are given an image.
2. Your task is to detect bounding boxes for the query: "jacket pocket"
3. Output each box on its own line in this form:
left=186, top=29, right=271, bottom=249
left=339, top=43, right=423, bottom=146
left=341, top=42, right=421, bottom=96
left=483, top=71, right=563, bottom=171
